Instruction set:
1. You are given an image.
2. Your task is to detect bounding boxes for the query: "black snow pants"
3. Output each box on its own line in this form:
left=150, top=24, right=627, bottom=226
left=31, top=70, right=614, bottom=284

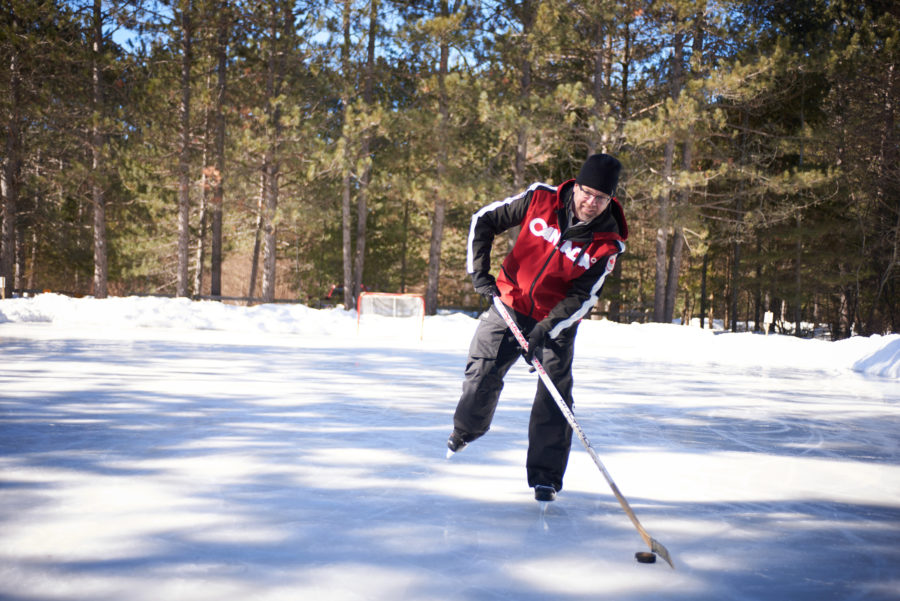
left=452, top=304, right=578, bottom=492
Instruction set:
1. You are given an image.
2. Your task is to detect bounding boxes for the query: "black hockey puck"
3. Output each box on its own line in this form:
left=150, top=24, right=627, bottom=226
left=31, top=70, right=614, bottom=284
left=635, top=551, right=656, bottom=564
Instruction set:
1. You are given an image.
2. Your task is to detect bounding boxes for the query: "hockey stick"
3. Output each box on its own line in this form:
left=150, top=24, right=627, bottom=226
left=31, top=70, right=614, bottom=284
left=492, top=296, right=675, bottom=569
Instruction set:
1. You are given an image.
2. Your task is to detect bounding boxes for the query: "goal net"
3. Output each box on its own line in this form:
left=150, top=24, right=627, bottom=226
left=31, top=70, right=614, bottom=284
left=356, top=292, right=426, bottom=340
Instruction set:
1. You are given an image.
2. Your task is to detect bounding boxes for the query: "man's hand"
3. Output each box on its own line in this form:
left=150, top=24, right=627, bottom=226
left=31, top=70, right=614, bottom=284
left=471, top=272, right=500, bottom=302
left=524, top=320, right=551, bottom=364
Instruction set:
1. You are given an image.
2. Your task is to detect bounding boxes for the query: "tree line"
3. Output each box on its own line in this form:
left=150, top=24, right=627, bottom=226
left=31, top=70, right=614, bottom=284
left=1, top=0, right=897, bottom=338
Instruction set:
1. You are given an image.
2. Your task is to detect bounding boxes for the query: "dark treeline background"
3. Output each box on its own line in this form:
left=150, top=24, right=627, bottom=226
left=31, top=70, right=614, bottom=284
left=1, top=0, right=897, bottom=338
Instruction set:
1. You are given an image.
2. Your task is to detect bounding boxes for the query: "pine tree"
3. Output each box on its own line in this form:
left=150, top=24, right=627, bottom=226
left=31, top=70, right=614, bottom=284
left=821, top=0, right=900, bottom=334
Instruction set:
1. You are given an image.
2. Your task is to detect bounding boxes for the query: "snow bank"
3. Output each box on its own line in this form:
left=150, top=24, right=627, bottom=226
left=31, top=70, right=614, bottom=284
left=851, top=335, right=900, bottom=379
left=0, top=293, right=357, bottom=337
left=576, top=319, right=900, bottom=379
left=1, top=293, right=897, bottom=379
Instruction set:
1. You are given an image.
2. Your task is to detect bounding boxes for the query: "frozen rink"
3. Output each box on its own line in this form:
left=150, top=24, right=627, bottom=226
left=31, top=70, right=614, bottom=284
left=1, top=295, right=899, bottom=601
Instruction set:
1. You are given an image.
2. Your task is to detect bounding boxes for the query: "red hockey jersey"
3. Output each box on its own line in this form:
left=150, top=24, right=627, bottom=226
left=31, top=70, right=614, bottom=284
left=467, top=180, right=627, bottom=337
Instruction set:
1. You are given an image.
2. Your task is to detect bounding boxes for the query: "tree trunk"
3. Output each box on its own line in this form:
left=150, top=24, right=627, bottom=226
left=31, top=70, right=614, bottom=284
left=261, top=158, right=278, bottom=303
left=340, top=0, right=353, bottom=309
left=248, top=171, right=265, bottom=300
left=620, top=19, right=631, bottom=132
left=209, top=0, right=228, bottom=297
left=424, top=0, right=454, bottom=315
left=193, top=189, right=208, bottom=297
left=753, top=237, right=762, bottom=332
left=605, top=16, right=635, bottom=323
left=506, top=127, right=526, bottom=249
left=662, top=15, right=705, bottom=325
left=425, top=189, right=446, bottom=315
left=589, top=18, right=612, bottom=155
left=353, top=0, right=378, bottom=300
left=730, top=232, right=742, bottom=332
left=794, top=215, right=803, bottom=336
left=666, top=19, right=703, bottom=324
left=260, top=1, right=287, bottom=304
left=652, top=137, right=674, bottom=322
left=176, top=1, right=193, bottom=298
left=507, top=0, right=534, bottom=251
left=699, top=251, right=708, bottom=329
left=27, top=227, right=36, bottom=290
left=401, top=196, right=410, bottom=293
left=91, top=0, right=108, bottom=298
left=354, top=150, right=369, bottom=299
left=341, top=160, right=352, bottom=308
left=664, top=226, right=685, bottom=322
left=653, top=16, right=700, bottom=324
left=838, top=289, right=851, bottom=339
left=608, top=258, right=622, bottom=322
left=194, top=73, right=212, bottom=297
left=1, top=46, right=21, bottom=299
left=652, top=26, right=684, bottom=324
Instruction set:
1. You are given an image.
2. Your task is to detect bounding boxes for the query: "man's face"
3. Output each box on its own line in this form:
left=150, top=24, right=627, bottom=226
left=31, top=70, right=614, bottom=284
left=573, top=183, right=611, bottom=222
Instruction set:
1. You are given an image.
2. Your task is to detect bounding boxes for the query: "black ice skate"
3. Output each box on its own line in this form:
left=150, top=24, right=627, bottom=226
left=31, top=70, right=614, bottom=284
left=534, top=484, right=557, bottom=503
left=445, top=430, right=469, bottom=458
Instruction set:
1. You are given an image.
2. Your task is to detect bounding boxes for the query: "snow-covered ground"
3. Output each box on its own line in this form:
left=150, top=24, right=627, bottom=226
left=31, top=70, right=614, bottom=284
left=1, top=294, right=898, bottom=601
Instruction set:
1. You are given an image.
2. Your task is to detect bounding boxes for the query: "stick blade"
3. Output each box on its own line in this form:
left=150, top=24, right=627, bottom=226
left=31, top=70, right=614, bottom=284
left=650, top=538, right=675, bottom=569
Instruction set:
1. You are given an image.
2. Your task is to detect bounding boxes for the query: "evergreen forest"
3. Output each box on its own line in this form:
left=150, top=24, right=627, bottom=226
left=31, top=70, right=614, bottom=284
left=1, top=0, right=897, bottom=338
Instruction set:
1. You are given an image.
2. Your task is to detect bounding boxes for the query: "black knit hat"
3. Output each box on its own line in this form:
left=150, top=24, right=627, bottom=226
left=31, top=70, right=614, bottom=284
left=576, top=153, right=621, bottom=195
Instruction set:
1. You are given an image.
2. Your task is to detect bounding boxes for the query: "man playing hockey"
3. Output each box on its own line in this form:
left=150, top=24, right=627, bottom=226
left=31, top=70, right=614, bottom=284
left=447, top=154, right=628, bottom=504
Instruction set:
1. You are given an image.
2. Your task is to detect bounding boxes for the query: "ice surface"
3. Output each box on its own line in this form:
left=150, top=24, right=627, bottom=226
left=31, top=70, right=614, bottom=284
left=1, top=295, right=898, bottom=601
